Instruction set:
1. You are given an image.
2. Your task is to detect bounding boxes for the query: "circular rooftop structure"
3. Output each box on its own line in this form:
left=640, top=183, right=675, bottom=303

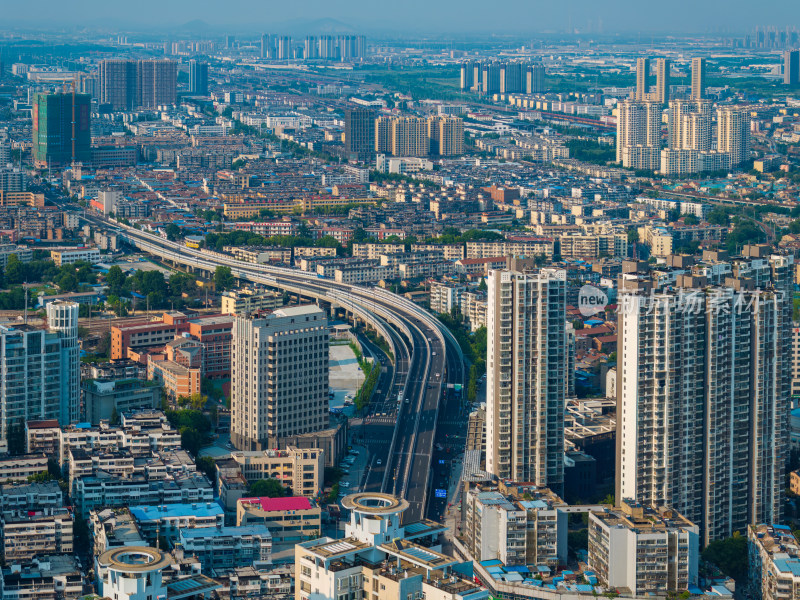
left=342, top=492, right=409, bottom=515
left=97, top=546, right=173, bottom=572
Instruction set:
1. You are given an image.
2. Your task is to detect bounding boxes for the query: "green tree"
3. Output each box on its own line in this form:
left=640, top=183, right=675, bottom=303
left=28, top=470, right=55, bottom=483
left=73, top=513, right=91, bottom=553
left=214, top=266, right=235, bottom=291
left=567, top=529, right=589, bottom=559
left=165, top=223, right=182, bottom=241
left=196, top=456, right=217, bottom=483
left=5, top=254, right=24, bottom=284
left=682, top=214, right=699, bottom=226
left=96, top=331, right=111, bottom=358
left=58, top=272, right=79, bottom=292
left=180, top=428, right=205, bottom=456
left=725, top=221, right=765, bottom=254
left=467, top=373, right=477, bottom=403
left=188, top=392, right=207, bottom=411
left=701, top=532, right=748, bottom=581
left=249, top=478, right=287, bottom=497
left=707, top=207, right=731, bottom=226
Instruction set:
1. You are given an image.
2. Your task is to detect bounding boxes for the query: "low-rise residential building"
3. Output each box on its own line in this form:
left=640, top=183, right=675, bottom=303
left=148, top=357, right=202, bottom=399
left=25, top=420, right=61, bottom=456
left=463, top=485, right=568, bottom=568
left=293, top=246, right=337, bottom=259
left=460, top=291, right=487, bottom=332
left=411, top=243, right=465, bottom=261
left=333, top=262, right=393, bottom=284
left=213, top=564, right=294, bottom=598
left=2, top=510, right=74, bottom=562
left=295, top=492, right=485, bottom=600
left=791, top=470, right=800, bottom=496
left=236, top=496, right=321, bottom=545
left=0, top=454, right=49, bottom=482
left=352, top=243, right=405, bottom=260
left=398, top=260, right=455, bottom=279
left=68, top=449, right=135, bottom=492
left=178, top=525, right=273, bottom=572
left=74, top=471, right=214, bottom=517
left=455, top=256, right=507, bottom=276
left=221, top=288, right=283, bottom=316
left=748, top=523, right=800, bottom=600
left=430, top=281, right=468, bottom=314
left=588, top=500, right=699, bottom=595
left=465, top=240, right=555, bottom=259
left=59, top=426, right=123, bottom=466
left=82, top=378, right=162, bottom=426
left=224, top=447, right=324, bottom=499
left=50, top=247, right=101, bottom=266
left=59, top=413, right=182, bottom=467
left=0, top=554, right=84, bottom=600
left=89, top=508, right=145, bottom=554
left=129, top=502, right=225, bottom=546
left=0, top=481, right=64, bottom=513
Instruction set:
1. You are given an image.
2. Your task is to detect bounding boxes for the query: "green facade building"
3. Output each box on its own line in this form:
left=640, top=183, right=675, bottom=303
left=32, top=92, right=91, bottom=168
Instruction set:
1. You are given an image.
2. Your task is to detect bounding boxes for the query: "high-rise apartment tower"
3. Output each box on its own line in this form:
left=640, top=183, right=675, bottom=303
left=486, top=267, right=567, bottom=495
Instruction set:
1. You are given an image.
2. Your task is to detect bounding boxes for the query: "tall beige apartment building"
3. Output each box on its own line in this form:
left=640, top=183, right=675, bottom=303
left=652, top=58, right=670, bottom=103
left=691, top=57, right=706, bottom=100
left=374, top=116, right=392, bottom=154
left=616, top=100, right=662, bottom=170
left=231, top=305, right=329, bottom=451
left=427, top=116, right=464, bottom=156
left=667, top=99, right=713, bottom=151
left=617, top=251, right=793, bottom=544
left=390, top=116, right=428, bottom=157
left=635, top=58, right=650, bottom=101
left=717, top=106, right=751, bottom=167
left=486, top=267, right=567, bottom=495
left=635, top=57, right=669, bottom=103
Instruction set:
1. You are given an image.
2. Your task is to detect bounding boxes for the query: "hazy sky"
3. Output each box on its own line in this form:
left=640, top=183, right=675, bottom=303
left=4, top=0, right=800, bottom=35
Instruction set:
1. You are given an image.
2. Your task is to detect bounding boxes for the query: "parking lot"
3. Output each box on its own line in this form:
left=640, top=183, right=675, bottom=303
left=335, top=443, right=373, bottom=500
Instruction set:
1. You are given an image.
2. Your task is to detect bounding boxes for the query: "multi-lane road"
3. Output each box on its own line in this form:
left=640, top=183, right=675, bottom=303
left=65, top=203, right=465, bottom=522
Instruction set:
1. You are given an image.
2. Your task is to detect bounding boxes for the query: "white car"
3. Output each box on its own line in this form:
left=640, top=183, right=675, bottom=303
left=376, top=459, right=382, bottom=465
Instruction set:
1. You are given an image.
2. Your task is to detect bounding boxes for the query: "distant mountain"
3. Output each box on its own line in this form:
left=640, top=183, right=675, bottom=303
left=274, top=18, right=359, bottom=35
left=178, top=19, right=214, bottom=32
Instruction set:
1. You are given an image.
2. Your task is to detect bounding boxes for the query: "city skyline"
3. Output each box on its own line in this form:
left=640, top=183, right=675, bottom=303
left=3, top=0, right=800, bottom=35
left=3, top=9, right=800, bottom=599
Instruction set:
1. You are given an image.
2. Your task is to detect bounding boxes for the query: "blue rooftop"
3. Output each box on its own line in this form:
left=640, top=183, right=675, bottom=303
left=130, top=503, right=223, bottom=520
left=773, top=558, right=800, bottom=576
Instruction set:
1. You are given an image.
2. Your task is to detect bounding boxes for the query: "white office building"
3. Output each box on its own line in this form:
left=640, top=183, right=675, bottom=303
left=231, top=305, right=329, bottom=450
